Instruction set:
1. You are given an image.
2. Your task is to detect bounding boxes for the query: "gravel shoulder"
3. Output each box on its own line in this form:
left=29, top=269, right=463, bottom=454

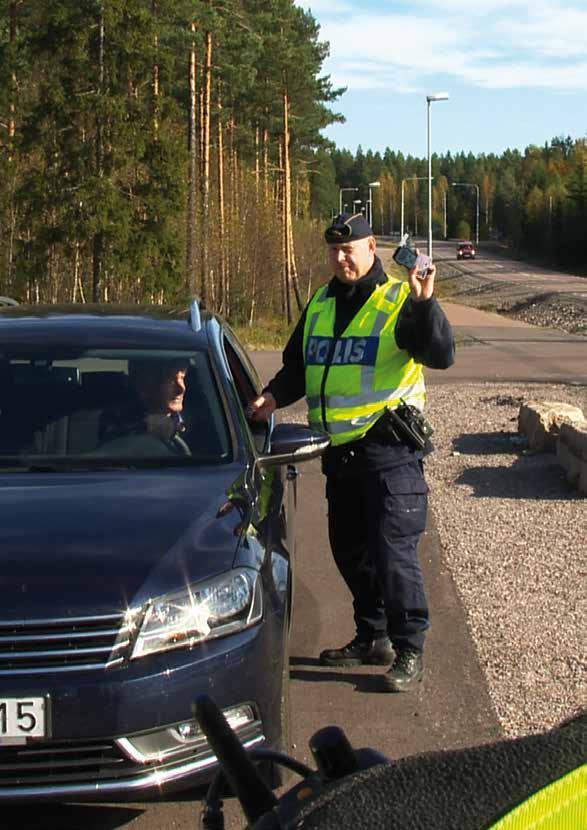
left=424, top=382, right=586, bottom=738
left=430, top=259, right=585, bottom=736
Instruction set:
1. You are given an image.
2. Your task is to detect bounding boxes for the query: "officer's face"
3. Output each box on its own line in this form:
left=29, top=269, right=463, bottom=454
left=328, top=236, right=376, bottom=283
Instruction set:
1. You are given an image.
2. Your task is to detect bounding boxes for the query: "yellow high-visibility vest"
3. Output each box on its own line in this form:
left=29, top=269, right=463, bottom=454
left=302, top=276, right=425, bottom=446
left=488, top=763, right=586, bottom=829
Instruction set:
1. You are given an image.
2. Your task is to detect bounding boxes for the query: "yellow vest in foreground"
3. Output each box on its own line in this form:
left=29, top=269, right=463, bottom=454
left=489, top=764, right=586, bottom=829
left=302, top=276, right=425, bottom=446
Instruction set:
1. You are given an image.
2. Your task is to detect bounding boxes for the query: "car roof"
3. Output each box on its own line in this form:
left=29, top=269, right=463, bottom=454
left=458, top=241, right=473, bottom=246
left=0, top=303, right=216, bottom=350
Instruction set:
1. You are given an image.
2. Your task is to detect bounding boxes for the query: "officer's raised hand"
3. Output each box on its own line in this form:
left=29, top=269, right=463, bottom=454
left=408, top=251, right=436, bottom=302
left=247, top=392, right=277, bottom=422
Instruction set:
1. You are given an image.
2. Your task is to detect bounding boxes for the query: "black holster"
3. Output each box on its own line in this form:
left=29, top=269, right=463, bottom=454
left=369, top=401, right=434, bottom=452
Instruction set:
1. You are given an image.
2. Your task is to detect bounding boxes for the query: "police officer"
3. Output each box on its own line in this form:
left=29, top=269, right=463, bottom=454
left=249, top=213, right=454, bottom=692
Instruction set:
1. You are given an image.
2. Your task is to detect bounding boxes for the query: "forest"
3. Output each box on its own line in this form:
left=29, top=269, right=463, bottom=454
left=328, top=137, right=587, bottom=274
left=0, top=2, right=585, bottom=327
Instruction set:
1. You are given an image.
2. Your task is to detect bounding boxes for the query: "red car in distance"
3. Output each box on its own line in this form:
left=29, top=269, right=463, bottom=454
left=457, top=241, right=476, bottom=260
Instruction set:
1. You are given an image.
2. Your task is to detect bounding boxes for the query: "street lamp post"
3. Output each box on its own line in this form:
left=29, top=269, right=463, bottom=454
left=339, top=187, right=358, bottom=215
left=426, top=92, right=449, bottom=258
left=367, top=181, right=380, bottom=228
left=389, top=194, right=394, bottom=235
left=401, top=176, right=430, bottom=240
left=353, top=199, right=362, bottom=214
left=452, top=182, right=480, bottom=244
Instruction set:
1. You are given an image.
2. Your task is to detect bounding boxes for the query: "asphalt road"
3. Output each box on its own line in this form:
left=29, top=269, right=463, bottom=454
left=382, top=238, right=587, bottom=300
left=379, top=241, right=587, bottom=385
left=8, top=252, right=586, bottom=829
left=427, top=303, right=586, bottom=386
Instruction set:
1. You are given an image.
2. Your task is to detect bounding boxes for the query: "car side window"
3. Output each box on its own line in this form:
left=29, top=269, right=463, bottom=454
left=223, top=335, right=268, bottom=453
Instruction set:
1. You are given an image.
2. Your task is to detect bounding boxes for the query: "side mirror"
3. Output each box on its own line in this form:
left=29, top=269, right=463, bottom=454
left=257, top=423, right=330, bottom=469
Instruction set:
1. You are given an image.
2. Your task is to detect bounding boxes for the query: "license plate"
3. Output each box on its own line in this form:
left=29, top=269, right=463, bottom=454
left=0, top=697, right=48, bottom=742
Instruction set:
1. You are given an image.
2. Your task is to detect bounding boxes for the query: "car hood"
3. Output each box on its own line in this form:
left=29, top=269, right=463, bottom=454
left=0, top=466, right=252, bottom=619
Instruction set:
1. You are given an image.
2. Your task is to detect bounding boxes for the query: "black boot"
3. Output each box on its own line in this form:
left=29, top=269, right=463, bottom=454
left=381, top=647, right=424, bottom=692
left=319, top=635, right=394, bottom=667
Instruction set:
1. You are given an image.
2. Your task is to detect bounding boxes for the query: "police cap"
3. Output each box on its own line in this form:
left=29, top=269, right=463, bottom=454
left=324, top=212, right=374, bottom=244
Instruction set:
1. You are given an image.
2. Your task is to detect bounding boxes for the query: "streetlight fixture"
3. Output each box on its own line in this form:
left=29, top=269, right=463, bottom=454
left=339, top=187, right=358, bottom=215
left=367, top=181, right=380, bottom=228
left=353, top=198, right=362, bottom=214
left=401, top=176, right=430, bottom=240
left=452, top=182, right=480, bottom=244
left=426, top=92, right=449, bottom=258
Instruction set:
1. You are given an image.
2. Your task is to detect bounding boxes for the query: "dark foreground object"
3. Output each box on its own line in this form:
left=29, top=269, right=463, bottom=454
left=196, top=693, right=585, bottom=830
left=290, top=714, right=585, bottom=830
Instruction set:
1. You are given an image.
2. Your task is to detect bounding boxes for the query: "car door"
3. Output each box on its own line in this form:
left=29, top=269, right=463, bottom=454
left=221, top=330, right=296, bottom=588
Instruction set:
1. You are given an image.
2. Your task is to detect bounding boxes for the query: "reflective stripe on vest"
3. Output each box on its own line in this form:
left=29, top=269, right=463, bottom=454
left=488, top=764, right=586, bottom=829
left=302, top=276, right=426, bottom=446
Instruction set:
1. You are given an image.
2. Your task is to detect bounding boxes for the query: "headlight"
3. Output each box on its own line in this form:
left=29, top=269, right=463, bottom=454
left=131, top=568, right=263, bottom=659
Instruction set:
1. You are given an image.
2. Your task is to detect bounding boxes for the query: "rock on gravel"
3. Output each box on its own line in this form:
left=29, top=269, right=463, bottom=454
left=425, top=382, right=586, bottom=738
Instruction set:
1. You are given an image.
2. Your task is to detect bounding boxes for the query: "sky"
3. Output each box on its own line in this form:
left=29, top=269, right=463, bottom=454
left=295, top=0, right=587, bottom=158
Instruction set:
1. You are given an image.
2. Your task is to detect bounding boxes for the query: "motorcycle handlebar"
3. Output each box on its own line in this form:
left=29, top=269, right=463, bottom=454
left=194, top=696, right=586, bottom=830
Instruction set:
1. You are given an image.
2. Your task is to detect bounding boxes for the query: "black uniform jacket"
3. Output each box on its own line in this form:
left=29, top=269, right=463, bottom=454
left=266, top=256, right=455, bottom=476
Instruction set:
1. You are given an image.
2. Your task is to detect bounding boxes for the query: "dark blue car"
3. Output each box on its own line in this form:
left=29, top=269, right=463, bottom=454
left=0, top=301, right=328, bottom=802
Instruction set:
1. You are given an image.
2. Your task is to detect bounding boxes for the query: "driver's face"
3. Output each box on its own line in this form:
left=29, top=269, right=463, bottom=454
left=135, top=368, right=187, bottom=415
left=161, top=369, right=187, bottom=414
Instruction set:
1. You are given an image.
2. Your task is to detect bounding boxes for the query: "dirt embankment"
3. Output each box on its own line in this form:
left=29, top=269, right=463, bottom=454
left=436, top=262, right=587, bottom=336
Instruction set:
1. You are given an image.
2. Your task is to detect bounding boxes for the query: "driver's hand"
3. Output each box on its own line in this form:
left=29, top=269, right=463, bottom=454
left=247, top=392, right=277, bottom=422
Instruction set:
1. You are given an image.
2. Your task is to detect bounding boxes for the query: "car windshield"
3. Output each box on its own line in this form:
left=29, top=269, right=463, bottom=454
left=0, top=349, right=231, bottom=469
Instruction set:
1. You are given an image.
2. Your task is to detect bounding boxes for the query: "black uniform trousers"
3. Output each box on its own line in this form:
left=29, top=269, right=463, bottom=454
left=325, top=455, right=429, bottom=652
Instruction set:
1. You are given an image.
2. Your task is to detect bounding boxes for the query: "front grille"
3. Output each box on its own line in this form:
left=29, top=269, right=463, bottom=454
left=0, top=613, right=137, bottom=675
left=0, top=721, right=265, bottom=790
left=0, top=738, right=135, bottom=786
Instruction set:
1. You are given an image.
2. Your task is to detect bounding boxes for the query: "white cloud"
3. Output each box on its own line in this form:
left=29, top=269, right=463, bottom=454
left=462, top=61, right=587, bottom=91
left=328, top=63, right=420, bottom=93
left=418, top=0, right=538, bottom=12
left=496, top=7, right=587, bottom=59
left=315, top=4, right=587, bottom=94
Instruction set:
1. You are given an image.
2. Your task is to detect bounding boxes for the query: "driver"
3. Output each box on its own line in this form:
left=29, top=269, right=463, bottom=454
left=129, top=359, right=187, bottom=421
left=99, top=359, right=190, bottom=450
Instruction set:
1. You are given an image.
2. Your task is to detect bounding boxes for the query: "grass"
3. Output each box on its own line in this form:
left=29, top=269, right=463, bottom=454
left=231, top=316, right=297, bottom=351
left=434, top=277, right=461, bottom=299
